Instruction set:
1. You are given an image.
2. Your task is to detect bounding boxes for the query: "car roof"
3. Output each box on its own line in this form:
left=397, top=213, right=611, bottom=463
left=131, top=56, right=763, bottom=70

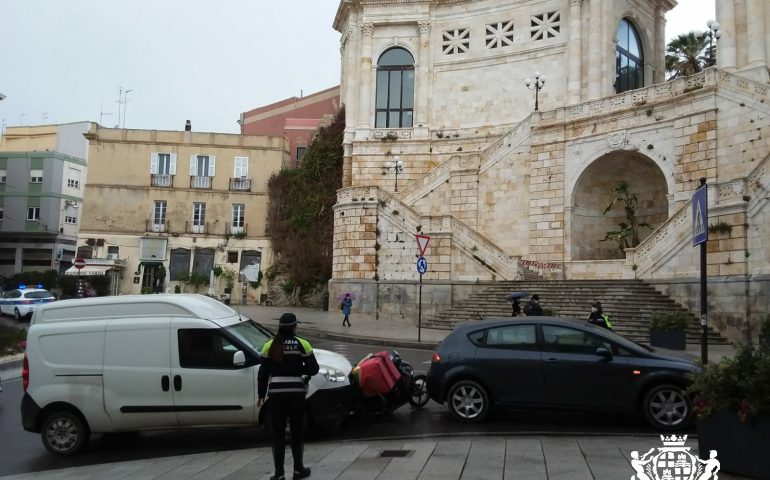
left=454, top=316, right=583, bottom=332
left=33, top=294, right=237, bottom=323
left=20, top=288, right=53, bottom=294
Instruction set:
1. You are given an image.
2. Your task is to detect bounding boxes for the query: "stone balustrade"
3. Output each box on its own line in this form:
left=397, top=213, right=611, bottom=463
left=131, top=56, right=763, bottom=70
left=336, top=185, right=519, bottom=280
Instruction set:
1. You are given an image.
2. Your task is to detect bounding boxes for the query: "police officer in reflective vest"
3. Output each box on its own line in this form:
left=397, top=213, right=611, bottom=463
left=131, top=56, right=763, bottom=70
left=258, top=313, right=319, bottom=480
left=587, top=301, right=613, bottom=330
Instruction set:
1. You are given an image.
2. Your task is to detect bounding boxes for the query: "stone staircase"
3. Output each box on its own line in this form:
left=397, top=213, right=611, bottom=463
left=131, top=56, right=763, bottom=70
left=424, top=279, right=729, bottom=345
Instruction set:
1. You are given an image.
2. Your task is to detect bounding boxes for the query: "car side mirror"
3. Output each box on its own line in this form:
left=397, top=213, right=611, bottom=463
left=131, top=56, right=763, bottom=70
left=595, top=347, right=612, bottom=359
left=233, top=350, right=246, bottom=367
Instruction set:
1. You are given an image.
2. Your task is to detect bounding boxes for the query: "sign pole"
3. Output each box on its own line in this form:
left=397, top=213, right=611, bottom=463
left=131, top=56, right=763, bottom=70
left=415, top=235, right=430, bottom=344
left=418, top=273, right=423, bottom=343
left=698, top=178, right=709, bottom=365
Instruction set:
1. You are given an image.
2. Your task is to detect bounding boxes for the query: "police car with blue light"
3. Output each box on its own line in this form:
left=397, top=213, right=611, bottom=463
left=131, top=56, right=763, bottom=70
left=0, top=285, right=56, bottom=321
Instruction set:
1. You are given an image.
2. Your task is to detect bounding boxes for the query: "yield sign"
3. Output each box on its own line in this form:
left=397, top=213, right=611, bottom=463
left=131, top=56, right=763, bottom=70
left=416, top=234, right=430, bottom=256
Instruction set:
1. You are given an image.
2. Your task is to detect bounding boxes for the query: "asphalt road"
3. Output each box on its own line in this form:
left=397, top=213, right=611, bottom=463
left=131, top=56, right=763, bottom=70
left=0, top=339, right=677, bottom=476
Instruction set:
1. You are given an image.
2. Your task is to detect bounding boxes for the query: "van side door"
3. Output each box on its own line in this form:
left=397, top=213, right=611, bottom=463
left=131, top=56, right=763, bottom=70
left=170, top=318, right=257, bottom=426
left=103, top=317, right=177, bottom=429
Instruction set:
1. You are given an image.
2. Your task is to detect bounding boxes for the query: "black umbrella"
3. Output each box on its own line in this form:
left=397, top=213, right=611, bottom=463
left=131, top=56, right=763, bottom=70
left=506, top=291, right=531, bottom=301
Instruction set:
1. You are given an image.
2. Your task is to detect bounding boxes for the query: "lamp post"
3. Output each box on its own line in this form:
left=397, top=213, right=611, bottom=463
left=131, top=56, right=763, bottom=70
left=382, top=156, right=405, bottom=192
left=705, top=20, right=722, bottom=67
left=525, top=72, right=546, bottom=111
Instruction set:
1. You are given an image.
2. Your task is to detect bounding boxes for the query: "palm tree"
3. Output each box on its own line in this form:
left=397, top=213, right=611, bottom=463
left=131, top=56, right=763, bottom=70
left=665, top=31, right=708, bottom=80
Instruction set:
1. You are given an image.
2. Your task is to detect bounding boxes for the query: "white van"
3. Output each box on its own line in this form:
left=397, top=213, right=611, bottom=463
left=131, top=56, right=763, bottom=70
left=21, top=294, right=353, bottom=455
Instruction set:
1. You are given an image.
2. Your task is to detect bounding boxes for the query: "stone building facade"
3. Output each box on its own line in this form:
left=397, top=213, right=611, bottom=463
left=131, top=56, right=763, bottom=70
left=329, top=0, right=770, bottom=342
left=79, top=124, right=287, bottom=301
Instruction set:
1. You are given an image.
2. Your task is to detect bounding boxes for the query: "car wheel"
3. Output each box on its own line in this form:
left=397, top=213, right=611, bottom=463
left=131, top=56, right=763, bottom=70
left=41, top=410, right=90, bottom=455
left=642, top=383, right=692, bottom=431
left=447, top=380, right=490, bottom=423
left=408, top=374, right=430, bottom=408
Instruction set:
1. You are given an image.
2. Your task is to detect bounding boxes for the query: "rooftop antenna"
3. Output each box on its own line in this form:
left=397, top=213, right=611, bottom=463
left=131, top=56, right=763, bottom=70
left=20, top=113, right=26, bottom=125
left=115, top=86, right=133, bottom=128
left=42, top=113, right=48, bottom=124
left=99, top=98, right=114, bottom=127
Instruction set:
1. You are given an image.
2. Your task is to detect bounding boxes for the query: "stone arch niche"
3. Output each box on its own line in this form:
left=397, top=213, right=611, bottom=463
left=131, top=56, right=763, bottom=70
left=570, top=150, right=668, bottom=260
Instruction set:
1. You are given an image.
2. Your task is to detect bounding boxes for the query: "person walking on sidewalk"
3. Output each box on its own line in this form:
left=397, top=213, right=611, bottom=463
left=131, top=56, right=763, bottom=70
left=258, top=313, right=320, bottom=480
left=341, top=293, right=353, bottom=327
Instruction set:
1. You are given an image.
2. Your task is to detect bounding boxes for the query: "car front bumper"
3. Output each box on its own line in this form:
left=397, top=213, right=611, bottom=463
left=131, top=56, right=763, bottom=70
left=306, top=385, right=356, bottom=428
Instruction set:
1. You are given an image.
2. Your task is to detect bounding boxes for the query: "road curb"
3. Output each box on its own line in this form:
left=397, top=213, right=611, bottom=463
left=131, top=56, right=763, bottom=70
left=303, top=329, right=439, bottom=350
left=0, top=353, right=24, bottom=370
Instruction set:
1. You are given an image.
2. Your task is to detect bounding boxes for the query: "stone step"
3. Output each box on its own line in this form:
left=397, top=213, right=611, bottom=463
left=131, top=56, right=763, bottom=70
left=430, top=279, right=729, bottom=344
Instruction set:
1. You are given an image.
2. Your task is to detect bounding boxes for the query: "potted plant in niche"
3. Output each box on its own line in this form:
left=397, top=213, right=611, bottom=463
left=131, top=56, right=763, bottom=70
left=649, top=311, right=689, bottom=350
left=689, top=343, right=770, bottom=479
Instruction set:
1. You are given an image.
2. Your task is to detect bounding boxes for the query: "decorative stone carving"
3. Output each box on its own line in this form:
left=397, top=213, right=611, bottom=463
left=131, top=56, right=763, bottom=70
left=418, top=19, right=431, bottom=35
left=607, top=131, right=628, bottom=148
left=372, top=128, right=413, bottom=140
left=361, top=22, right=374, bottom=38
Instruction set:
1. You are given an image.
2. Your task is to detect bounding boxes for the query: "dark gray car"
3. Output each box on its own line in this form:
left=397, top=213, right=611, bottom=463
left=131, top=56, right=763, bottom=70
left=426, top=317, right=700, bottom=430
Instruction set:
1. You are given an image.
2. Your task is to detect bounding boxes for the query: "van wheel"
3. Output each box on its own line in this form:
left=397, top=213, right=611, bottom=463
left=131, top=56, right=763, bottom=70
left=41, top=410, right=89, bottom=455
left=447, top=380, right=490, bottom=423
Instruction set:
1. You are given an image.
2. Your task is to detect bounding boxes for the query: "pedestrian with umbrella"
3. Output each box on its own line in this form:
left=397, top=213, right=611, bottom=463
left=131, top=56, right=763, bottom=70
left=507, top=292, right=530, bottom=317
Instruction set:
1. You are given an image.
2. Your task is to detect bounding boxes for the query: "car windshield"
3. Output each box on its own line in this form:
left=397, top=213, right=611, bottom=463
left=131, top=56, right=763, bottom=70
left=225, top=319, right=273, bottom=354
left=25, top=291, right=53, bottom=299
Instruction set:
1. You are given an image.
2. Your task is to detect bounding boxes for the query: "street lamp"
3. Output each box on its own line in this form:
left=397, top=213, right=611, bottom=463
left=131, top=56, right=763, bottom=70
left=382, top=156, right=405, bottom=192
left=525, top=72, right=546, bottom=111
left=705, top=20, right=722, bottom=67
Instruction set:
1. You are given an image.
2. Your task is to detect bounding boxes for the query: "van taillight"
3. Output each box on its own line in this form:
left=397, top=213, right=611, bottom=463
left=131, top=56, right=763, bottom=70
left=22, top=354, right=29, bottom=391
left=431, top=352, right=441, bottom=363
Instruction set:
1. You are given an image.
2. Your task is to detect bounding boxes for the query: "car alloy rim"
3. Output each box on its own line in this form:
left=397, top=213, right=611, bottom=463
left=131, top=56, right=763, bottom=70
left=45, top=418, right=78, bottom=452
left=451, top=385, right=484, bottom=419
left=649, top=388, right=688, bottom=426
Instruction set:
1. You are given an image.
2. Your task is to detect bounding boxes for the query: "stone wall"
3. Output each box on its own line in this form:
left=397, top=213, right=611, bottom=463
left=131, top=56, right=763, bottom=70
left=649, top=275, right=770, bottom=344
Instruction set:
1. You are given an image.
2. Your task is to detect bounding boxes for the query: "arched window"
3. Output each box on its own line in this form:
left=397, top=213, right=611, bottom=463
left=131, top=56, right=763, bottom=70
left=375, top=48, right=415, bottom=128
left=615, top=19, right=644, bottom=93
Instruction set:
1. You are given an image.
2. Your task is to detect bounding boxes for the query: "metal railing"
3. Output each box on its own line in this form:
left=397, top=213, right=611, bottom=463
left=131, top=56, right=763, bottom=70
left=225, top=222, right=248, bottom=236
left=185, top=221, right=209, bottom=234
left=190, top=176, right=212, bottom=189
left=151, top=174, right=173, bottom=187
left=146, top=219, right=168, bottom=233
left=229, top=178, right=252, bottom=191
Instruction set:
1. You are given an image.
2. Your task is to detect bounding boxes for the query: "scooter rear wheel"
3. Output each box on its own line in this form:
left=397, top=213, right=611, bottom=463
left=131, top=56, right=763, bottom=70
left=408, top=374, right=430, bottom=408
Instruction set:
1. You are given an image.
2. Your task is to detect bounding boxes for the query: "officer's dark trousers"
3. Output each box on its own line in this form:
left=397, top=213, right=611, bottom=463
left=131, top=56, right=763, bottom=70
left=269, top=393, right=306, bottom=476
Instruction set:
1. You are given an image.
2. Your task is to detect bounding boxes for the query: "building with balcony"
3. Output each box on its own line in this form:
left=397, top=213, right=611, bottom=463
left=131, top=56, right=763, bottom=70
left=0, top=122, right=91, bottom=277
left=79, top=124, right=287, bottom=300
left=239, top=86, right=340, bottom=168
left=330, top=0, right=770, bottom=342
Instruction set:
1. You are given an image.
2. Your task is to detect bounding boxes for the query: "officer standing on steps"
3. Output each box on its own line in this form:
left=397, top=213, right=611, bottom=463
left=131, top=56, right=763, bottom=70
left=258, top=313, right=320, bottom=480
left=587, top=300, right=612, bottom=330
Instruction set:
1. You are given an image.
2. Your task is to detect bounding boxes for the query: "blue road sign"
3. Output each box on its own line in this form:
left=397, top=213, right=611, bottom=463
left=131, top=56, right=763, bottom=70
left=692, top=185, right=708, bottom=246
left=417, top=256, right=428, bottom=275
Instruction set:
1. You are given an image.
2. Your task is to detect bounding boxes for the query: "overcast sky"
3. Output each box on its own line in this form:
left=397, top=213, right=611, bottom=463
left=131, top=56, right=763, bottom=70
left=0, top=0, right=715, bottom=134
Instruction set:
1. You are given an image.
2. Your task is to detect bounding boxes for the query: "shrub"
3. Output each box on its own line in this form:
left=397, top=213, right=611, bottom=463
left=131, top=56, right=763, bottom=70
left=0, top=324, right=27, bottom=355
left=650, top=311, right=689, bottom=331
left=690, top=343, right=770, bottom=422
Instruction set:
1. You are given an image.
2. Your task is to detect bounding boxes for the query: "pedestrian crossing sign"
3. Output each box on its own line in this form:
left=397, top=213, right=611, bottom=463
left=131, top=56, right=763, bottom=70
left=692, top=184, right=708, bottom=246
